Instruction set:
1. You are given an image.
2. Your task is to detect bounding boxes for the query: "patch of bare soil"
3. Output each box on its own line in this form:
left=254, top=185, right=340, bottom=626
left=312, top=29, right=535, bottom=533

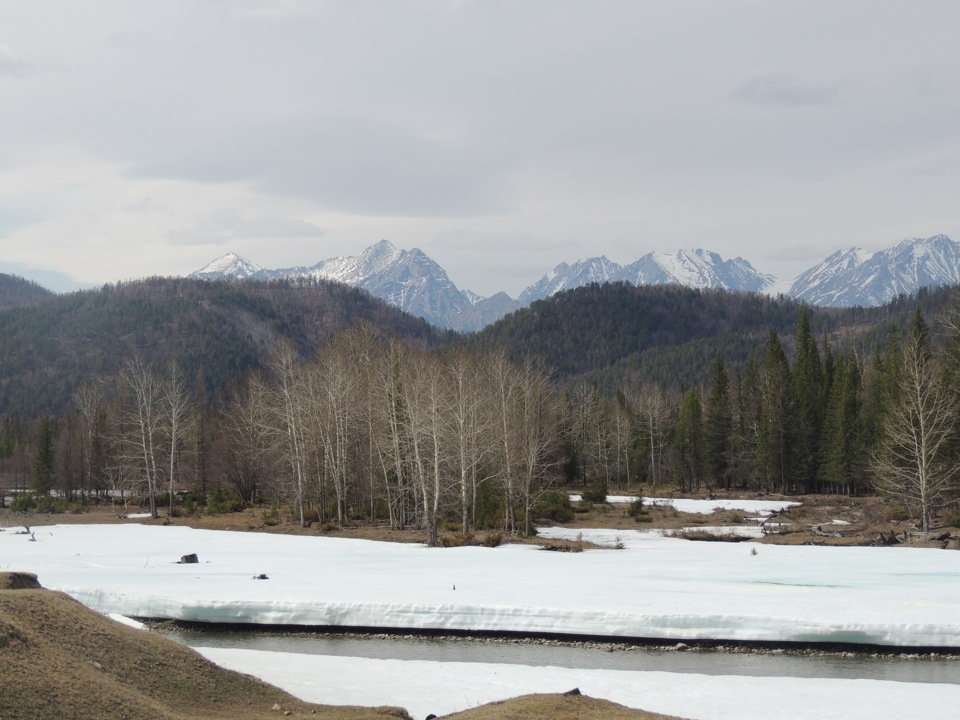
left=0, top=573, right=685, bottom=720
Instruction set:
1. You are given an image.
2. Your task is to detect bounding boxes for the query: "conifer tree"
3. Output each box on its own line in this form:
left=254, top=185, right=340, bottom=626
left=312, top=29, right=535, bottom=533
left=704, top=352, right=732, bottom=489
left=32, top=416, right=56, bottom=494
left=674, top=386, right=704, bottom=492
left=757, top=330, right=795, bottom=493
left=792, top=308, right=824, bottom=492
left=818, top=354, right=864, bottom=494
left=736, top=355, right=763, bottom=489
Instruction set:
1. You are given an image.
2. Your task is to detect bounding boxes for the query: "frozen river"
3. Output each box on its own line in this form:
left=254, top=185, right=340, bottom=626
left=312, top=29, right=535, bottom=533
left=167, top=628, right=960, bottom=685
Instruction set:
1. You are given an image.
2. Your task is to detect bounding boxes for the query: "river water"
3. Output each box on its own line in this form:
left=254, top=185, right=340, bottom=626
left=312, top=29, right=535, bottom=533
left=166, top=630, right=960, bottom=686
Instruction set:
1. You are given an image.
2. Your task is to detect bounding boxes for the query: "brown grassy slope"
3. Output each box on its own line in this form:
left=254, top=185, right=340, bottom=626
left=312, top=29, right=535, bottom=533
left=0, top=573, right=410, bottom=720
left=439, top=692, right=684, bottom=720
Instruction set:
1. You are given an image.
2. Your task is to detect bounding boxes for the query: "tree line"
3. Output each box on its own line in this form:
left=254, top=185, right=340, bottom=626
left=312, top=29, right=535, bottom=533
left=4, top=302, right=960, bottom=538
left=2, top=325, right=559, bottom=546
left=562, top=304, right=960, bottom=531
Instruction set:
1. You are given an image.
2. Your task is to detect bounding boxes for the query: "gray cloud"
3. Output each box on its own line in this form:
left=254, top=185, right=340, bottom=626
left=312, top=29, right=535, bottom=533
left=733, top=73, right=838, bottom=107
left=761, top=243, right=840, bottom=263
left=0, top=45, right=28, bottom=78
left=429, top=229, right=578, bottom=254
left=3, top=1, right=960, bottom=291
left=125, top=114, right=511, bottom=218
left=169, top=210, right=326, bottom=246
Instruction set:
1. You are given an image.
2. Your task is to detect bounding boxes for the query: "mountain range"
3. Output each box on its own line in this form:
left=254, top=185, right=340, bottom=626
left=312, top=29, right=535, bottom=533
left=191, top=234, right=960, bottom=331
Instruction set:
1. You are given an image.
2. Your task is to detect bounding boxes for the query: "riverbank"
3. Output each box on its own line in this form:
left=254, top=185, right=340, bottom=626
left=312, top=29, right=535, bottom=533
left=4, top=490, right=956, bottom=550
left=152, top=621, right=960, bottom=662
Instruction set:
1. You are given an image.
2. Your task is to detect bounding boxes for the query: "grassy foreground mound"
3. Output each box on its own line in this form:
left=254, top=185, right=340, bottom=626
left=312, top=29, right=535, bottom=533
left=440, top=692, right=682, bottom=720
left=0, top=572, right=685, bottom=720
left=0, top=572, right=410, bottom=720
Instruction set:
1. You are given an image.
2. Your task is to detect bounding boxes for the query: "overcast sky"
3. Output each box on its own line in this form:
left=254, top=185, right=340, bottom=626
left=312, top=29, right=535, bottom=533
left=2, top=1, right=959, bottom=297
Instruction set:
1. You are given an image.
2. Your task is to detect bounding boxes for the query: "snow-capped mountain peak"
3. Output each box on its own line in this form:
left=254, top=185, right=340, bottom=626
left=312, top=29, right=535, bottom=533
left=189, top=233, right=960, bottom=332
left=191, top=252, right=264, bottom=280
left=192, top=241, right=473, bottom=330
left=788, top=235, right=960, bottom=307
left=613, top=249, right=775, bottom=294
left=519, top=256, right=622, bottom=305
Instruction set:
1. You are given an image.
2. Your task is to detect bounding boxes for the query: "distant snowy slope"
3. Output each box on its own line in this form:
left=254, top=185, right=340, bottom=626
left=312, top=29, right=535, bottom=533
left=191, top=252, right=264, bottom=281
left=518, top=256, right=622, bottom=305
left=615, top=249, right=776, bottom=293
left=789, top=235, right=960, bottom=307
left=788, top=247, right=871, bottom=305
left=192, top=240, right=474, bottom=329
left=190, top=233, right=960, bottom=330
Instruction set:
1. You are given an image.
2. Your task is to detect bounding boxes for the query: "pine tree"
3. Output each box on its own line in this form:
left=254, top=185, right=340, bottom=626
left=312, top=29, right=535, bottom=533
left=736, top=354, right=764, bottom=490
left=757, top=330, right=795, bottom=493
left=818, top=354, right=864, bottom=494
left=32, top=416, right=56, bottom=494
left=704, top=352, right=732, bottom=489
left=674, top=386, right=704, bottom=492
left=792, top=308, right=824, bottom=492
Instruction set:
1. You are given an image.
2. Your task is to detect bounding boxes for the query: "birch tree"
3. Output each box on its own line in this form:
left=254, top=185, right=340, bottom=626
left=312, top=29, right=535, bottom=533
left=73, top=380, right=106, bottom=501
left=267, top=342, right=309, bottom=527
left=445, top=348, right=493, bottom=532
left=310, top=337, right=359, bottom=526
left=163, top=362, right=194, bottom=518
left=514, top=360, right=558, bottom=536
left=400, top=350, right=449, bottom=546
left=871, top=310, right=960, bottom=531
left=118, top=356, right=164, bottom=518
left=223, top=372, right=274, bottom=505
left=635, top=384, right=673, bottom=489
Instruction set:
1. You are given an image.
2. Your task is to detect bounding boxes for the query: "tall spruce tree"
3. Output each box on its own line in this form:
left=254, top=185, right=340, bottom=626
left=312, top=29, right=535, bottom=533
left=818, top=353, right=864, bottom=494
left=32, top=416, right=56, bottom=494
left=792, top=308, right=824, bottom=492
left=674, top=386, right=704, bottom=492
left=757, top=330, right=795, bottom=493
left=737, top=355, right=764, bottom=489
left=704, top=352, right=732, bottom=489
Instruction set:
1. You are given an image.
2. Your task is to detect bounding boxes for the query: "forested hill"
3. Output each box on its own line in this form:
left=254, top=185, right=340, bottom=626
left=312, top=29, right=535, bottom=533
left=0, top=276, right=452, bottom=417
left=0, top=273, right=56, bottom=312
left=467, top=281, right=925, bottom=389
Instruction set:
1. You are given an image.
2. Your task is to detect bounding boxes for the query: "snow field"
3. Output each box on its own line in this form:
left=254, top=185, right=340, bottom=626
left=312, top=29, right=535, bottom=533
left=194, top=648, right=960, bottom=720
left=5, top=523, right=960, bottom=647
left=6, top=522, right=960, bottom=720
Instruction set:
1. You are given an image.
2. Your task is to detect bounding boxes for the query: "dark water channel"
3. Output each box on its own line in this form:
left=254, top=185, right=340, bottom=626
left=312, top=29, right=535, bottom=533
left=165, top=629, right=960, bottom=686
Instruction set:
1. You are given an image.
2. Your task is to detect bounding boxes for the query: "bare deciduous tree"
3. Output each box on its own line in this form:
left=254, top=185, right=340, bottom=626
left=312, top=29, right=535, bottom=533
left=872, top=316, right=960, bottom=531
left=445, top=348, right=493, bottom=533
left=514, top=360, right=559, bottom=536
left=635, top=384, right=674, bottom=489
left=267, top=342, right=309, bottom=527
left=164, top=362, right=194, bottom=518
left=118, top=357, right=164, bottom=518
left=73, top=380, right=105, bottom=501
left=223, top=372, right=274, bottom=505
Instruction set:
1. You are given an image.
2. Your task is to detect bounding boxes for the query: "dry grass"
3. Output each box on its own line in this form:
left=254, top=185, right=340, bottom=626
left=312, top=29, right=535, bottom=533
left=0, top=573, right=410, bottom=720
left=438, top=691, right=684, bottom=720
